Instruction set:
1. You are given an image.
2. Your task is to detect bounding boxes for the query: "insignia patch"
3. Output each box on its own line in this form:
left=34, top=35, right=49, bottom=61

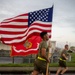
left=24, top=39, right=32, bottom=49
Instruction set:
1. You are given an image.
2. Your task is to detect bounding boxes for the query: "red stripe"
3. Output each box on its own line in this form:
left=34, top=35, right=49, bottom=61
left=2, top=19, right=28, bottom=23
left=0, top=23, right=51, bottom=28
left=16, top=13, right=28, bottom=17
left=1, top=29, right=51, bottom=42
left=2, top=32, right=51, bottom=45
left=0, top=30, right=27, bottom=34
left=28, top=28, right=51, bottom=32
left=0, top=25, right=51, bottom=34
left=31, top=23, right=52, bottom=27
left=32, top=22, right=52, bottom=26
left=2, top=13, right=28, bottom=22
left=0, top=23, right=51, bottom=34
left=0, top=25, right=28, bottom=28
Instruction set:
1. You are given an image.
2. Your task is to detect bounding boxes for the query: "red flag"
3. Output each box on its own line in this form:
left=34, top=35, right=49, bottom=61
left=11, top=36, right=41, bottom=56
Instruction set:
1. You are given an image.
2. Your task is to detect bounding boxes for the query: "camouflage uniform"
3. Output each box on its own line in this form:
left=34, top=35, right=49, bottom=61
left=59, top=50, right=69, bottom=68
left=34, top=40, right=48, bottom=74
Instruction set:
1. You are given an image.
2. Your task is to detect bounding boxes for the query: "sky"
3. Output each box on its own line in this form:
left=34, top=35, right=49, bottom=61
left=0, top=0, right=75, bottom=48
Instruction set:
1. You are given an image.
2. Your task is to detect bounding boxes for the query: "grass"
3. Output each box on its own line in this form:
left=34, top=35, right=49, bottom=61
left=0, top=63, right=34, bottom=67
left=0, top=63, right=58, bottom=67
left=70, top=53, right=75, bottom=63
left=67, top=53, right=75, bottom=67
left=0, top=63, right=75, bottom=67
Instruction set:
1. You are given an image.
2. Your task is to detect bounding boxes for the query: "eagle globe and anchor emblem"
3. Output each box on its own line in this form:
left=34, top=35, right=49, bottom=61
left=24, top=39, right=32, bottom=49
left=13, top=38, right=39, bottom=52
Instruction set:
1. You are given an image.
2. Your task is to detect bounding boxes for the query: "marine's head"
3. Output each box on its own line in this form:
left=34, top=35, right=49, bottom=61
left=40, top=31, right=49, bottom=41
left=65, top=44, right=69, bottom=50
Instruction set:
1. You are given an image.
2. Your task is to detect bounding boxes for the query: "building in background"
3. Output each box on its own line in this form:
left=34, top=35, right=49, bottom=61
left=0, top=41, right=11, bottom=50
left=51, top=41, right=56, bottom=53
left=0, top=42, right=11, bottom=56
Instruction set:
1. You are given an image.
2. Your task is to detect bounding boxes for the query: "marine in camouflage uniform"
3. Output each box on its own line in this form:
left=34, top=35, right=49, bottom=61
left=56, top=44, right=69, bottom=75
left=32, top=32, right=50, bottom=75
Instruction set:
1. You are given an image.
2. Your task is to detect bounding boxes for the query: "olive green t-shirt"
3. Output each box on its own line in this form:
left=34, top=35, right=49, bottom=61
left=38, top=40, right=48, bottom=57
left=60, top=49, right=69, bottom=60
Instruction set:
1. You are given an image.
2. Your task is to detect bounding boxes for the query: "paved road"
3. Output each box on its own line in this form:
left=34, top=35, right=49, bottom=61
left=0, top=73, right=75, bottom=75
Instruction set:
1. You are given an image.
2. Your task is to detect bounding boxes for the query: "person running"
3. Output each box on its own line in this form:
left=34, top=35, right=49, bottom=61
left=32, top=31, right=51, bottom=75
left=56, top=44, right=69, bottom=75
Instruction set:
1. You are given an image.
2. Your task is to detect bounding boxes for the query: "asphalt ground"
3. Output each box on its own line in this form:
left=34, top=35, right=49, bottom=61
left=0, top=70, right=75, bottom=75
left=0, top=73, right=75, bottom=75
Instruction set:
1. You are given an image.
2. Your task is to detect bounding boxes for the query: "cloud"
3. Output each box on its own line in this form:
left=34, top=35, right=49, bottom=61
left=0, top=10, right=14, bottom=15
left=53, top=0, right=75, bottom=29
left=72, top=30, right=75, bottom=33
left=0, top=0, right=53, bottom=21
left=0, top=10, right=15, bottom=21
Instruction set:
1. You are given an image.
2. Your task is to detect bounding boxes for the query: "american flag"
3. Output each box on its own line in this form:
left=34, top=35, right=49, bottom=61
left=0, top=6, right=53, bottom=45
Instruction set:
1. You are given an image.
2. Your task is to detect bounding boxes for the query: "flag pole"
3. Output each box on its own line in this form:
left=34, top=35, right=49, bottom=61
left=46, top=40, right=52, bottom=75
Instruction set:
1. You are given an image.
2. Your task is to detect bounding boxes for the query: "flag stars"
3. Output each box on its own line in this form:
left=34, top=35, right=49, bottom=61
left=41, top=15, right=44, bottom=18
left=46, top=13, right=48, bottom=15
left=38, top=18, right=41, bottom=20
left=29, top=21, right=30, bottom=23
left=33, top=13, right=36, bottom=15
left=46, top=20, right=48, bottom=22
left=29, top=8, right=50, bottom=25
left=42, top=19, right=45, bottom=21
left=30, top=17, right=32, bottom=19
left=30, top=12, right=32, bottom=15
left=35, top=14, right=37, bottom=17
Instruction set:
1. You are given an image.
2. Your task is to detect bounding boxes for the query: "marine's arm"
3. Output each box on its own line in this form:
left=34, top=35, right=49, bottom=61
left=62, top=54, right=68, bottom=60
left=41, top=48, right=49, bottom=63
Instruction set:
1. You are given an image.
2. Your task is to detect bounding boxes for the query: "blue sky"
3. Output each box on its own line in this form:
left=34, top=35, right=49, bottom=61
left=0, top=0, right=75, bottom=47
